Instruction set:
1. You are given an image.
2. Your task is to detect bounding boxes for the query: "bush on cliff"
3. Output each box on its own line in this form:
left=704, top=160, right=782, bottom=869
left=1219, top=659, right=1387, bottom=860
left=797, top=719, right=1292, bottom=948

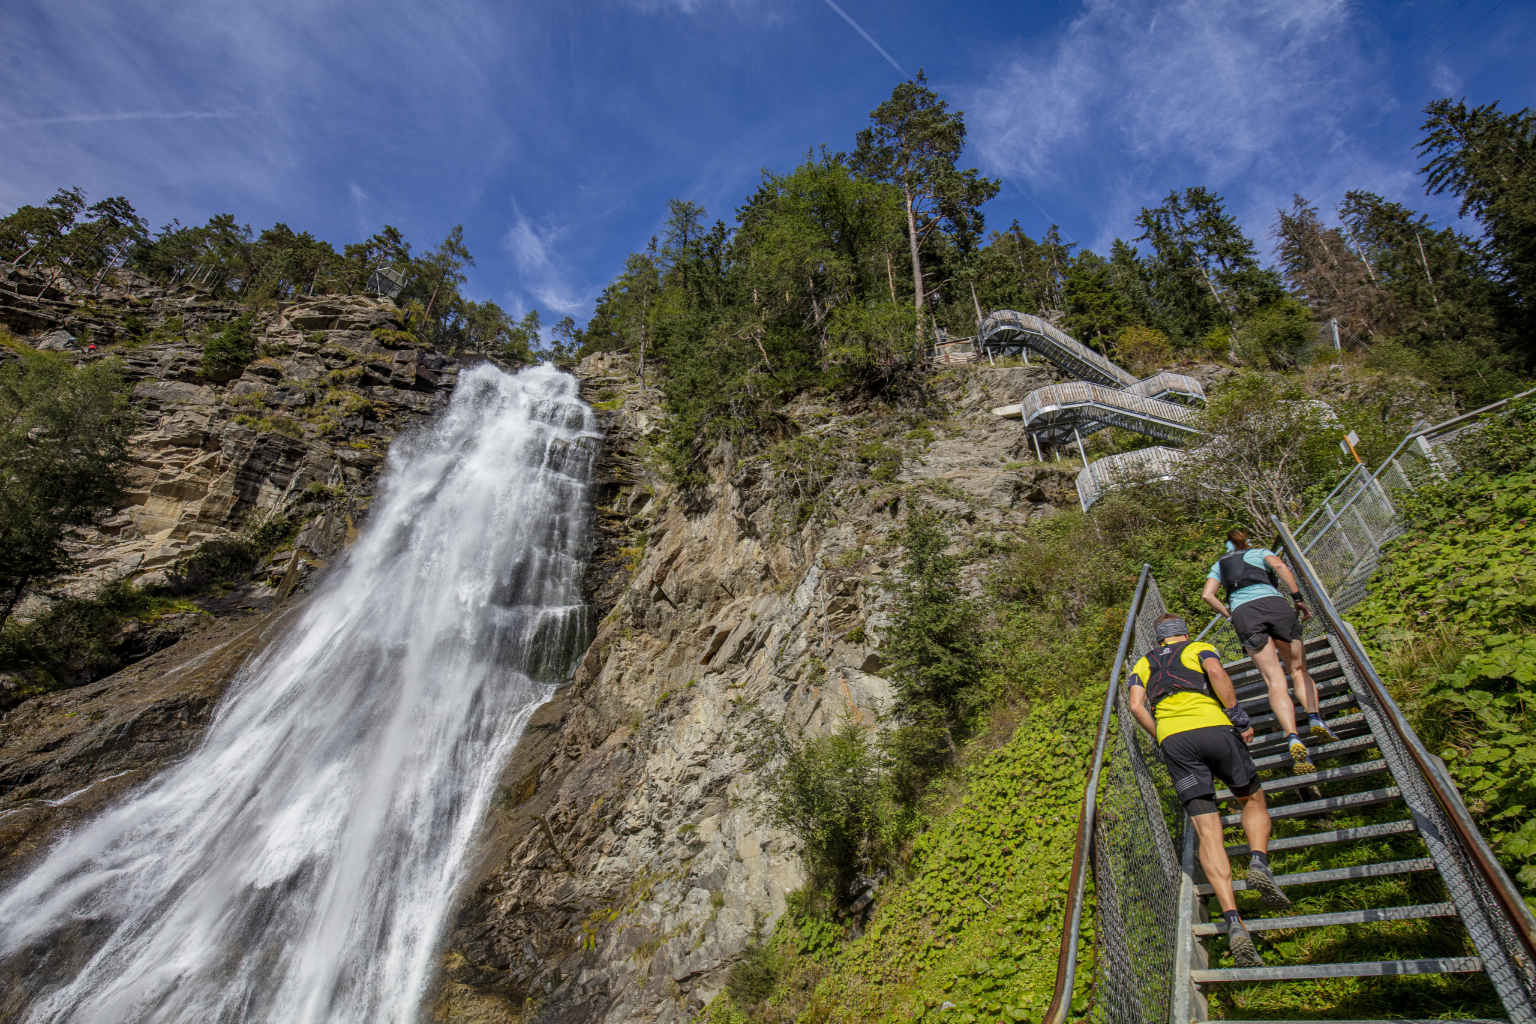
left=0, top=347, right=134, bottom=627
left=201, top=314, right=257, bottom=381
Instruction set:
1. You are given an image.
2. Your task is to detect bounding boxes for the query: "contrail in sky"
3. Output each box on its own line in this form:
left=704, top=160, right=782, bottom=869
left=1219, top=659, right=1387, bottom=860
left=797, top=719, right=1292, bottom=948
left=821, top=0, right=907, bottom=76
left=0, top=109, right=247, bottom=130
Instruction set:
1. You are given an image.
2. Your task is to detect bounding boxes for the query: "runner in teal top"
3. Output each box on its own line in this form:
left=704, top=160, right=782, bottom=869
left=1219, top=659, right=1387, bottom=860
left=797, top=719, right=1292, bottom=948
left=1205, top=547, right=1283, bottom=609
left=1201, top=528, right=1330, bottom=775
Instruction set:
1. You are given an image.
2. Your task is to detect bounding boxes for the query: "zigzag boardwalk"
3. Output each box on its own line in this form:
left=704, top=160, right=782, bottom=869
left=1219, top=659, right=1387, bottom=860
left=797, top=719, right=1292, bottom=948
left=1042, top=524, right=1536, bottom=1024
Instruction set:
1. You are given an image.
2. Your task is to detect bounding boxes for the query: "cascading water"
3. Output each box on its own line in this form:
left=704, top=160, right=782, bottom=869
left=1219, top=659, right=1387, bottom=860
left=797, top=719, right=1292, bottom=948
left=0, top=363, right=599, bottom=1024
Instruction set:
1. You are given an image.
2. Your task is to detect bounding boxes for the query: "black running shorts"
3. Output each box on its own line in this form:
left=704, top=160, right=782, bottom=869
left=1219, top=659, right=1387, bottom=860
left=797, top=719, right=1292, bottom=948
left=1230, top=594, right=1303, bottom=651
left=1160, top=724, right=1259, bottom=812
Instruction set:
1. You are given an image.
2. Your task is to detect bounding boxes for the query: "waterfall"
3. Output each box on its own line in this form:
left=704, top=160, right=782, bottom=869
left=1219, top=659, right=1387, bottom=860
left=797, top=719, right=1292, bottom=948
left=0, top=363, right=599, bottom=1024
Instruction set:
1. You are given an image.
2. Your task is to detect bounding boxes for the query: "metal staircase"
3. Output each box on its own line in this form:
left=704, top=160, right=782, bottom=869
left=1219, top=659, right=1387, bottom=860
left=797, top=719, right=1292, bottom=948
left=978, top=310, right=1205, bottom=485
left=1043, top=523, right=1536, bottom=1024
left=979, top=310, right=1139, bottom=388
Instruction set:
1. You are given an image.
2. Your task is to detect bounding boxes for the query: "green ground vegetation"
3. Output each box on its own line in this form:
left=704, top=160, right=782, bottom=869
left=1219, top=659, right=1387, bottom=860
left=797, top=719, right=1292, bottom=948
left=1351, top=398, right=1536, bottom=895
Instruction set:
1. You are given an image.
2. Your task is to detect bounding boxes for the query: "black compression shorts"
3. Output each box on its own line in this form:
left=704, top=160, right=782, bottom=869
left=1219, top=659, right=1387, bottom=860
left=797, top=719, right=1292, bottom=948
left=1231, top=595, right=1303, bottom=651
left=1160, top=724, right=1259, bottom=815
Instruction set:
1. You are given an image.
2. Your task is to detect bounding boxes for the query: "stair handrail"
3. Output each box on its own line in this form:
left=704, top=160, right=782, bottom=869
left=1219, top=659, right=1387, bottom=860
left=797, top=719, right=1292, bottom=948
left=1272, top=515, right=1536, bottom=974
left=1044, top=563, right=1153, bottom=1024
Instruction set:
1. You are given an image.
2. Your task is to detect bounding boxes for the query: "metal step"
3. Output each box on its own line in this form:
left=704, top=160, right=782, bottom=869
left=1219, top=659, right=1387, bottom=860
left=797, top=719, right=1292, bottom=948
left=1249, top=712, right=1366, bottom=756
left=1224, top=819, right=1417, bottom=858
left=1196, top=856, right=1433, bottom=896
left=1214, top=760, right=1389, bottom=802
left=1222, top=657, right=1345, bottom=696
left=1245, top=692, right=1357, bottom=732
left=1193, top=902, right=1457, bottom=936
left=1218, top=786, right=1402, bottom=825
left=1191, top=957, right=1482, bottom=984
left=1214, top=1020, right=1506, bottom=1023
left=1250, top=733, right=1379, bottom=770
left=1236, top=666, right=1347, bottom=706
left=1223, top=637, right=1337, bottom=681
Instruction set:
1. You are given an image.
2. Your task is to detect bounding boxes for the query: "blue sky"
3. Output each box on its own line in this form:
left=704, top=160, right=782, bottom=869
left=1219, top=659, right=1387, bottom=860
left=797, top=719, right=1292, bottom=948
left=2, top=0, right=1533, bottom=329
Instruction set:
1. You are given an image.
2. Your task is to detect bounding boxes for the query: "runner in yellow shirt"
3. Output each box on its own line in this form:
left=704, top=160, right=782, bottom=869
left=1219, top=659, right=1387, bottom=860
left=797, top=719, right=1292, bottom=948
left=1127, top=612, right=1290, bottom=968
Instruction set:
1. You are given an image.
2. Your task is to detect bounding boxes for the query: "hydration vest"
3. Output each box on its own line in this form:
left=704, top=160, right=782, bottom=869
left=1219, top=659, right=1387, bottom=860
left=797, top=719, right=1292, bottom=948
left=1218, top=549, right=1279, bottom=599
left=1143, top=639, right=1214, bottom=710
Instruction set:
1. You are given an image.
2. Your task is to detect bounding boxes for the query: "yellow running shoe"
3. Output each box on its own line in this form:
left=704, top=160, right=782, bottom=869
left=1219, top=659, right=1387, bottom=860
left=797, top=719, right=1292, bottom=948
left=1289, top=737, right=1316, bottom=774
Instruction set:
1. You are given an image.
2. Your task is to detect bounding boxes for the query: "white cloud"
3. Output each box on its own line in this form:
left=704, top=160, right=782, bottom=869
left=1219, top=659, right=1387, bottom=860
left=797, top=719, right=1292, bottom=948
left=1429, top=60, right=1461, bottom=93
left=502, top=211, right=595, bottom=318
left=967, top=0, right=1366, bottom=245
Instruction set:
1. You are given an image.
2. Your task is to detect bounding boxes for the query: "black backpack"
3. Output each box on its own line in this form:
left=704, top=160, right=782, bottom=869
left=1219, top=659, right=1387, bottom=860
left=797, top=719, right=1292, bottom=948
left=1218, top=549, right=1278, bottom=599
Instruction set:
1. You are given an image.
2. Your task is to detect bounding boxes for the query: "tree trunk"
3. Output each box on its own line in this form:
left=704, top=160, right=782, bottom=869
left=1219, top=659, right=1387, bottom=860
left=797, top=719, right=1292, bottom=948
left=903, top=185, right=925, bottom=353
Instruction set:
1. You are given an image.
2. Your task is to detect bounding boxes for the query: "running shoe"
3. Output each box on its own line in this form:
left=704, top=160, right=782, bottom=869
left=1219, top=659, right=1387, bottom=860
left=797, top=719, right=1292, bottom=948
left=1289, top=737, right=1317, bottom=774
left=1310, top=716, right=1340, bottom=743
left=1246, top=862, right=1293, bottom=911
left=1228, top=921, right=1264, bottom=968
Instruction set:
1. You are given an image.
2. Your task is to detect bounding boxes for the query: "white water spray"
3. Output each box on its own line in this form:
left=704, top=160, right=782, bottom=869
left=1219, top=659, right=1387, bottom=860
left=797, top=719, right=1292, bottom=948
left=0, top=364, right=599, bottom=1024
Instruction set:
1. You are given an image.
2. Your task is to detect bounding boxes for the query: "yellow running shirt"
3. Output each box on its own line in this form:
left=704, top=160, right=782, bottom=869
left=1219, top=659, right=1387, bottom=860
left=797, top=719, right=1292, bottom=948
left=1129, top=641, right=1232, bottom=743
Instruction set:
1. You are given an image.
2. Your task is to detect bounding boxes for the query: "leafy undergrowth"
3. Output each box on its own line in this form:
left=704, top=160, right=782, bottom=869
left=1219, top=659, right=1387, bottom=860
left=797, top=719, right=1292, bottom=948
left=1347, top=402, right=1536, bottom=895
left=705, top=692, right=1100, bottom=1024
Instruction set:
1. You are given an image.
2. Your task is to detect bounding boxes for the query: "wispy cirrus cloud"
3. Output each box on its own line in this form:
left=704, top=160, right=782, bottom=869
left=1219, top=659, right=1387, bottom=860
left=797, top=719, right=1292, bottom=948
left=967, top=0, right=1368, bottom=245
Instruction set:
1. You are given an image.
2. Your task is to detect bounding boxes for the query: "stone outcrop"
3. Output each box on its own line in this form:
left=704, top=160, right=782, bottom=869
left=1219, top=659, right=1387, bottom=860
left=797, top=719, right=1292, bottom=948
left=0, top=602, right=307, bottom=885
left=434, top=357, right=1080, bottom=1024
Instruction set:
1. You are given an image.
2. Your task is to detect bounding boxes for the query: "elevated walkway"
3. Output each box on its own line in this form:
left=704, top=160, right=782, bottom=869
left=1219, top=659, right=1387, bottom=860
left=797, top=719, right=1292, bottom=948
left=979, top=310, right=1206, bottom=486
left=991, top=381, right=1203, bottom=447
left=979, top=310, right=1137, bottom=388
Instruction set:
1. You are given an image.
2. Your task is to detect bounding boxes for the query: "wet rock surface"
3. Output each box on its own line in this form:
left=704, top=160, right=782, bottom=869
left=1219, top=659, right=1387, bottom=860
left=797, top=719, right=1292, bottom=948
left=0, top=602, right=306, bottom=885
left=434, top=357, right=1083, bottom=1024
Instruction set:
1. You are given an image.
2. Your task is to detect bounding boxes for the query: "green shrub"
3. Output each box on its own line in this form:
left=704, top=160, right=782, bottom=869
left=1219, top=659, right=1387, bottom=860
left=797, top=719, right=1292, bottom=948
left=0, top=579, right=197, bottom=693
left=161, top=539, right=262, bottom=595
left=762, top=723, right=884, bottom=908
left=1234, top=298, right=1317, bottom=369
left=202, top=315, right=257, bottom=380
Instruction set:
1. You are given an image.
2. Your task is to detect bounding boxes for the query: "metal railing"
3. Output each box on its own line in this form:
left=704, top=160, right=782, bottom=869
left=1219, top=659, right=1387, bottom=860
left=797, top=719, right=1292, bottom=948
left=1046, top=565, right=1184, bottom=1024
left=1124, top=372, right=1205, bottom=403
left=1275, top=517, right=1536, bottom=1020
left=1015, top=381, right=1204, bottom=446
left=1075, top=446, right=1188, bottom=512
left=979, top=310, right=1139, bottom=388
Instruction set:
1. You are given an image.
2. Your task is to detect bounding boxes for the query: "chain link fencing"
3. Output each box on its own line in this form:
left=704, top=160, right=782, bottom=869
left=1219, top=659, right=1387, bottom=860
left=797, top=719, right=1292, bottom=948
left=1090, top=576, right=1188, bottom=1024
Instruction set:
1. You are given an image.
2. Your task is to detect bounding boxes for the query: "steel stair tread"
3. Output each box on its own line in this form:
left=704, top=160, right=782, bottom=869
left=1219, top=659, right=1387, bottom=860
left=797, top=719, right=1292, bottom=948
left=1195, top=856, right=1433, bottom=895
left=1232, top=659, right=1344, bottom=697
left=1235, top=667, right=1347, bottom=705
left=1218, top=785, right=1401, bottom=825
left=1192, top=902, right=1457, bottom=936
left=1214, top=759, right=1388, bottom=801
left=1250, top=733, right=1378, bottom=769
left=1248, top=712, right=1367, bottom=754
left=1245, top=692, right=1357, bottom=731
left=1224, top=819, right=1417, bottom=857
left=1210, top=1020, right=1506, bottom=1023
left=1190, top=956, right=1482, bottom=983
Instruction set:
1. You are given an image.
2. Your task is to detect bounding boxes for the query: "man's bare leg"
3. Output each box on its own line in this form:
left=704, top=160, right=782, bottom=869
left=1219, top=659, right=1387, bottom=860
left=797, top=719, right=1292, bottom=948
left=1191, top=808, right=1267, bottom=966
left=1235, top=788, right=1290, bottom=911
left=1191, top=812, right=1237, bottom=912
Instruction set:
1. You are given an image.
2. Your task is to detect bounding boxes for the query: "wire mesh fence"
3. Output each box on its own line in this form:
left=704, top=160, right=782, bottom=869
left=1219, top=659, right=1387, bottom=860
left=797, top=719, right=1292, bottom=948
left=1091, top=577, right=1186, bottom=1024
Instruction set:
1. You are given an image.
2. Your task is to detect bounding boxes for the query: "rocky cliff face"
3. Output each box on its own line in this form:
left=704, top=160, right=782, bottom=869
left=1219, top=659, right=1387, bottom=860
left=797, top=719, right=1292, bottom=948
left=0, top=270, right=474, bottom=857
left=435, top=354, right=1083, bottom=1024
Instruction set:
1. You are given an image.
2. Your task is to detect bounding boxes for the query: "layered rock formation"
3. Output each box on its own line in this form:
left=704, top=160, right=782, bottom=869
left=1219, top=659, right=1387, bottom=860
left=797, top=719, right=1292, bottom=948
left=435, top=355, right=1082, bottom=1024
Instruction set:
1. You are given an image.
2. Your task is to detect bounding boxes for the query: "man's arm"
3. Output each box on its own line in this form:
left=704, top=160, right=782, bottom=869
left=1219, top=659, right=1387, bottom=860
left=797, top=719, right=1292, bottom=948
left=1264, top=554, right=1313, bottom=621
left=1202, top=577, right=1229, bottom=618
left=1127, top=684, right=1158, bottom=740
left=1202, top=655, right=1255, bottom=743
